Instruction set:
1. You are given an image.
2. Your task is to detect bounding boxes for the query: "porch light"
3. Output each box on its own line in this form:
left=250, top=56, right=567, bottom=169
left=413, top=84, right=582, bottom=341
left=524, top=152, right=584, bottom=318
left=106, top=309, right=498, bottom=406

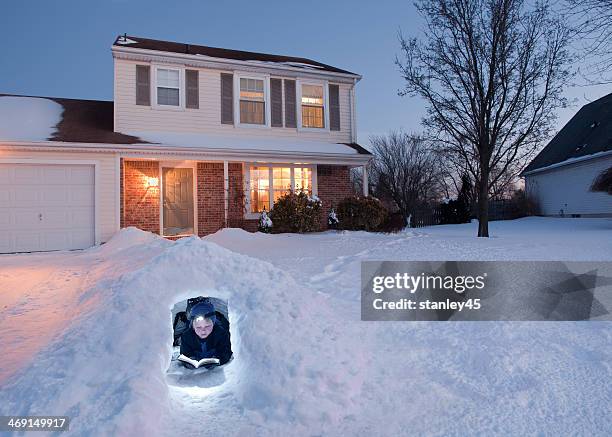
left=147, top=177, right=159, bottom=188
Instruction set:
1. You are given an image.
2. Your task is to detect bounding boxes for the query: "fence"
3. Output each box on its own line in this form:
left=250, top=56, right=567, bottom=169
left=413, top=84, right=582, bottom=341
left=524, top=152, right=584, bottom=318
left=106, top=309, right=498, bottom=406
left=409, top=200, right=519, bottom=228
left=410, top=206, right=443, bottom=228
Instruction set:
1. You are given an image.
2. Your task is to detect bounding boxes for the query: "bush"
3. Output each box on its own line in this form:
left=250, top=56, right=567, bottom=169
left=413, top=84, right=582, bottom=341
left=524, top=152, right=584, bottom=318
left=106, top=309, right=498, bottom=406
left=508, top=189, right=539, bottom=218
left=258, top=209, right=272, bottom=233
left=336, top=196, right=388, bottom=231
left=268, top=191, right=322, bottom=233
left=378, top=211, right=406, bottom=233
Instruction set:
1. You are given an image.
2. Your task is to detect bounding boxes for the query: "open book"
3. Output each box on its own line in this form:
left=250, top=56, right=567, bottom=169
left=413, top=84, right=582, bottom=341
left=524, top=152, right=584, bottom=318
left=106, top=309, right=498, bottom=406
left=178, top=354, right=220, bottom=369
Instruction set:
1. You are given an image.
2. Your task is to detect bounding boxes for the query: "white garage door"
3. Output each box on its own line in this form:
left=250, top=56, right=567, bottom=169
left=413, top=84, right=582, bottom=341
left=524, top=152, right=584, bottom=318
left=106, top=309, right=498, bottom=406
left=0, top=163, right=95, bottom=253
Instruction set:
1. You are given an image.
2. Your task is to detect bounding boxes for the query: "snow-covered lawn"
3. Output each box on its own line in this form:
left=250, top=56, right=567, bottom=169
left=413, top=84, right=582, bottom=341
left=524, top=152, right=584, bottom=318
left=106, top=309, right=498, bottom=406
left=0, top=218, right=611, bottom=436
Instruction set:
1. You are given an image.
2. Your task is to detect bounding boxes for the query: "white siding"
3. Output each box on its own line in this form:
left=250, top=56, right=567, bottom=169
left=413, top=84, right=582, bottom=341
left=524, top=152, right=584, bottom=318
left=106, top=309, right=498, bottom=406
left=526, top=155, right=612, bottom=216
left=0, top=150, right=119, bottom=243
left=114, top=59, right=353, bottom=143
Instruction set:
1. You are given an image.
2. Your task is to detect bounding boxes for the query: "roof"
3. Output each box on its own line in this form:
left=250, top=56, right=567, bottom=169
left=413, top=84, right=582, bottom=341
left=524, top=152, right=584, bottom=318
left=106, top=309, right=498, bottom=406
left=0, top=94, right=370, bottom=156
left=113, top=34, right=359, bottom=77
left=0, top=94, right=143, bottom=144
left=523, top=92, right=612, bottom=174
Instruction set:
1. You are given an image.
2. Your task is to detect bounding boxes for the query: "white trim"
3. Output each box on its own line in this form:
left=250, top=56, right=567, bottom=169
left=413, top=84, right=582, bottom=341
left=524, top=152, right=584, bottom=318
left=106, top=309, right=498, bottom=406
left=112, top=46, right=362, bottom=83
left=1, top=141, right=372, bottom=166
left=362, top=164, right=368, bottom=196
left=0, top=158, right=101, bottom=246
left=244, top=163, right=317, bottom=219
left=522, top=150, right=612, bottom=177
left=151, top=64, right=185, bottom=110
left=159, top=160, right=198, bottom=237
left=234, top=73, right=270, bottom=128
left=351, top=78, right=357, bottom=143
left=297, top=79, right=330, bottom=132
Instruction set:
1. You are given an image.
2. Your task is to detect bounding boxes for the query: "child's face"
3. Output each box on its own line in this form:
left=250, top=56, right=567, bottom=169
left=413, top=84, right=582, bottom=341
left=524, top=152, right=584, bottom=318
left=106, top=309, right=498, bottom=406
left=193, top=317, right=214, bottom=339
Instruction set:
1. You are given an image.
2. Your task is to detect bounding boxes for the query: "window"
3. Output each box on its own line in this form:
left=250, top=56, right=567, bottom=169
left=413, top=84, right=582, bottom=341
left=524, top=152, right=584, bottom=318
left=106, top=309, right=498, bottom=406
left=273, top=167, right=291, bottom=203
left=250, top=166, right=270, bottom=213
left=248, top=165, right=315, bottom=213
left=301, top=84, right=324, bottom=128
left=156, top=68, right=180, bottom=106
left=294, top=167, right=312, bottom=194
left=240, top=78, right=265, bottom=124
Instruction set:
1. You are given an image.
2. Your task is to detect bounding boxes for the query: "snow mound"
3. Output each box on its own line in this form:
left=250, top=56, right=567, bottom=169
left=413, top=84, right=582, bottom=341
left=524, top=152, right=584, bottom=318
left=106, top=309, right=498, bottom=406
left=0, top=235, right=367, bottom=435
left=0, top=96, right=63, bottom=141
left=94, top=226, right=169, bottom=255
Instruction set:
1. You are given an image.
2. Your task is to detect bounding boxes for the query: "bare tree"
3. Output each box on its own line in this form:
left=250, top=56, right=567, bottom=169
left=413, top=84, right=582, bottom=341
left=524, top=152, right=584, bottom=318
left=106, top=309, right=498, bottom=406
left=369, top=131, right=443, bottom=222
left=397, top=0, right=573, bottom=236
left=565, top=0, right=612, bottom=83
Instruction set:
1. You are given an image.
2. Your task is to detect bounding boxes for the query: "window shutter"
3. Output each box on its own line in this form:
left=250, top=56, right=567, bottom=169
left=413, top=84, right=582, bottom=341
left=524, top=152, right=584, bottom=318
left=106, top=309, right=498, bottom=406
left=221, top=73, right=234, bottom=124
left=270, top=78, right=283, bottom=127
left=186, top=69, right=199, bottom=109
left=136, top=65, right=150, bottom=106
left=284, top=79, right=296, bottom=128
left=329, top=84, right=340, bottom=131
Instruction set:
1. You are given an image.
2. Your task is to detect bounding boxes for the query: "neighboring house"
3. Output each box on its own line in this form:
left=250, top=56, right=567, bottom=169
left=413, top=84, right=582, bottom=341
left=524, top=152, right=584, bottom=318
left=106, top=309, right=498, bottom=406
left=0, top=35, right=371, bottom=254
left=522, top=92, right=612, bottom=217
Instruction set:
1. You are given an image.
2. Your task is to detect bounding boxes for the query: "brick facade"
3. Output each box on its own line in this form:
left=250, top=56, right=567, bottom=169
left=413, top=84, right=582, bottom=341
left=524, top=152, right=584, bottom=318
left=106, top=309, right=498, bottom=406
left=122, top=160, right=160, bottom=233
left=120, top=160, right=354, bottom=236
left=317, top=165, right=353, bottom=228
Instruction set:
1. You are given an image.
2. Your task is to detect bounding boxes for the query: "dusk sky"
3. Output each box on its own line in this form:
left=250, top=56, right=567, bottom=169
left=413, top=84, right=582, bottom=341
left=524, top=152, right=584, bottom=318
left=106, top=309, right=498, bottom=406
left=2, top=0, right=611, bottom=145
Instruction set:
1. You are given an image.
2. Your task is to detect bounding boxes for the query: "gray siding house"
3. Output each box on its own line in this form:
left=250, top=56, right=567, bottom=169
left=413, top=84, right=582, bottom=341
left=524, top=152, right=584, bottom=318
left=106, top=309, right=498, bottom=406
left=522, top=93, right=612, bottom=217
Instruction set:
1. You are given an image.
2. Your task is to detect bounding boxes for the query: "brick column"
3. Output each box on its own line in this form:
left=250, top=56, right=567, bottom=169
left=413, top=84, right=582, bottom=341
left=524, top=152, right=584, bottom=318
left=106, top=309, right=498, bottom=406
left=317, top=165, right=353, bottom=229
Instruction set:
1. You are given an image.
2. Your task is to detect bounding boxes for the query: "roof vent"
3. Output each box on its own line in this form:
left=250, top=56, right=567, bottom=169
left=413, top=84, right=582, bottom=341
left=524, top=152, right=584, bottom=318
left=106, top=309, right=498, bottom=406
left=590, top=121, right=600, bottom=129
left=574, top=144, right=587, bottom=152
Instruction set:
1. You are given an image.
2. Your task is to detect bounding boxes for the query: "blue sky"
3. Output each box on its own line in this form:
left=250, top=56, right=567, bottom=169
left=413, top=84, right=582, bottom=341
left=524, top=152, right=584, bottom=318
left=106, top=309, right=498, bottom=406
left=2, top=0, right=611, bottom=145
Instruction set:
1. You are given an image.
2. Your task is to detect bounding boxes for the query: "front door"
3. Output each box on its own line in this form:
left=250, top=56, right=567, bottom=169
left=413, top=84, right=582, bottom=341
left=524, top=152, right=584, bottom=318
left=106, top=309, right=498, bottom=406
left=162, top=167, right=194, bottom=236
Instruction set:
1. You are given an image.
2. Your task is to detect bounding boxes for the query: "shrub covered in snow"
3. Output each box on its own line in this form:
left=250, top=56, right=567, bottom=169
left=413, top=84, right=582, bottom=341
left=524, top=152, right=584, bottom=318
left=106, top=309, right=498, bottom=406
left=336, top=196, right=388, bottom=231
left=328, top=207, right=339, bottom=229
left=258, top=209, right=273, bottom=233
left=269, top=191, right=322, bottom=233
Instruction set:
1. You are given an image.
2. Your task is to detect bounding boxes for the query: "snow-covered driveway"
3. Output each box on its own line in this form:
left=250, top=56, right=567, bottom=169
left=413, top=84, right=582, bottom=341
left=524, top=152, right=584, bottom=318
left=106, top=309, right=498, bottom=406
left=0, top=218, right=611, bottom=436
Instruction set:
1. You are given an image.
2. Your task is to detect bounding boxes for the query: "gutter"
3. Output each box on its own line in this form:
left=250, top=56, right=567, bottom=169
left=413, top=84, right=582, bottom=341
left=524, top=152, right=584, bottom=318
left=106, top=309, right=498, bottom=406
left=112, top=46, right=362, bottom=83
left=521, top=149, right=612, bottom=177
left=0, top=141, right=372, bottom=166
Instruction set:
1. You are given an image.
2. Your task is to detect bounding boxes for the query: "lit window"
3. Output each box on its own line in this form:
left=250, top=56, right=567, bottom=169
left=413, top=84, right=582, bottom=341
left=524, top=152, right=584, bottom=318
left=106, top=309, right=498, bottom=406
left=157, top=68, right=180, bottom=106
left=250, top=166, right=270, bottom=213
left=249, top=166, right=315, bottom=213
left=273, top=167, right=291, bottom=202
left=301, top=84, right=324, bottom=128
left=294, top=167, right=312, bottom=194
left=240, top=78, right=265, bottom=124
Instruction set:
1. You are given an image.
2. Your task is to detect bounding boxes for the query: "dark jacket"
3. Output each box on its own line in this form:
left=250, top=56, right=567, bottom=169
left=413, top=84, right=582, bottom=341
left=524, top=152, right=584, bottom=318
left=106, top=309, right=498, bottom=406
left=180, top=323, right=233, bottom=365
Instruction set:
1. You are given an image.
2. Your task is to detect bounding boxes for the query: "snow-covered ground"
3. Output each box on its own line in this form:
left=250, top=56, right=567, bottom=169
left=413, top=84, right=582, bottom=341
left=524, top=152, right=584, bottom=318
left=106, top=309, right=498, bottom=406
left=1, top=218, right=611, bottom=436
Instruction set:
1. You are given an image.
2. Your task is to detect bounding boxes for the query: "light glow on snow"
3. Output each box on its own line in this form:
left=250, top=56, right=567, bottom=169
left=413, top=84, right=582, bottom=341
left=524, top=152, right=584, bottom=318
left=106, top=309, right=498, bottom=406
left=0, top=219, right=611, bottom=435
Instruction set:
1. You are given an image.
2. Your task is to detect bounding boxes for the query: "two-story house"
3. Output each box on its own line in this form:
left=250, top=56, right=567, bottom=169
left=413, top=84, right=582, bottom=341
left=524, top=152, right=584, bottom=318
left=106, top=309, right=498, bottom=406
left=0, top=35, right=371, bottom=253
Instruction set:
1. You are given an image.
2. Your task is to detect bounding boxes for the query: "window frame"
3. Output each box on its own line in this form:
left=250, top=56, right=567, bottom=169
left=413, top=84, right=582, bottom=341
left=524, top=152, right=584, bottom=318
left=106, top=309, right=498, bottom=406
left=244, top=163, right=318, bottom=218
left=234, top=73, right=271, bottom=128
left=152, top=65, right=185, bottom=111
left=297, top=79, right=329, bottom=132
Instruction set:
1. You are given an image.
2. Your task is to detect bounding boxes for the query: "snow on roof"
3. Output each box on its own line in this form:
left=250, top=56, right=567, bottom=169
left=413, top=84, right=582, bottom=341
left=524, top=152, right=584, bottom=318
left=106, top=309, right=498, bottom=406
left=128, top=130, right=359, bottom=155
left=0, top=96, right=63, bottom=142
left=522, top=150, right=612, bottom=175
left=115, top=35, right=138, bottom=45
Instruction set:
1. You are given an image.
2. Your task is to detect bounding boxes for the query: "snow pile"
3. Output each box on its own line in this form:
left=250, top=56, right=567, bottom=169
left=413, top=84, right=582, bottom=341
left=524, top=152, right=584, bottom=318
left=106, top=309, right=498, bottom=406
left=1, top=219, right=611, bottom=435
left=0, top=96, right=63, bottom=141
left=0, top=231, right=367, bottom=435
